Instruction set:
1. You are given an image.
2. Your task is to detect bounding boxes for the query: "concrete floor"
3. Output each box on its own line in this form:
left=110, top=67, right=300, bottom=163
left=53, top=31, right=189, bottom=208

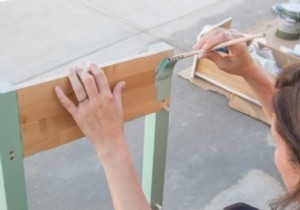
left=0, top=0, right=287, bottom=209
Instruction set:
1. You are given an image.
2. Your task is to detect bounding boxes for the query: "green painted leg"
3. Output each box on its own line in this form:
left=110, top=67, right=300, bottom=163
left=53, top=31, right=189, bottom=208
left=0, top=82, right=28, bottom=210
left=142, top=109, right=169, bottom=210
left=142, top=43, right=175, bottom=210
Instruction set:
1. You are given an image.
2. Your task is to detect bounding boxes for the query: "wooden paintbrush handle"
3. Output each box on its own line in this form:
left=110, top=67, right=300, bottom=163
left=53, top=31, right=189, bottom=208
left=213, top=32, right=266, bottom=49
left=169, top=32, right=266, bottom=62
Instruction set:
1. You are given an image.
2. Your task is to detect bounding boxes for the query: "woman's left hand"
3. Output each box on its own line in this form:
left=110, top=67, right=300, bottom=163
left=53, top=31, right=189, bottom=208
left=56, top=64, right=152, bottom=210
left=55, top=63, right=126, bottom=156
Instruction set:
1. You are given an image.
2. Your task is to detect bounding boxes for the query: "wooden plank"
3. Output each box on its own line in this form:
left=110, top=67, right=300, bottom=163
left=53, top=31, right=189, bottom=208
left=229, top=95, right=269, bottom=124
left=17, top=48, right=173, bottom=157
left=178, top=66, right=269, bottom=124
left=195, top=58, right=258, bottom=101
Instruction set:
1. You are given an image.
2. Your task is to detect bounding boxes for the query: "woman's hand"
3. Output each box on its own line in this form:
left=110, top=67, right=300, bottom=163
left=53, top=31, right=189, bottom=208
left=194, top=28, right=258, bottom=77
left=55, top=63, right=126, bottom=156
left=55, top=64, right=151, bottom=210
left=194, top=27, right=275, bottom=120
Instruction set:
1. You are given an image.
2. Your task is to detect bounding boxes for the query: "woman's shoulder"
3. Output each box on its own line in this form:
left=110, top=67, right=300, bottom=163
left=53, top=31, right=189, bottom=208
left=223, top=203, right=260, bottom=210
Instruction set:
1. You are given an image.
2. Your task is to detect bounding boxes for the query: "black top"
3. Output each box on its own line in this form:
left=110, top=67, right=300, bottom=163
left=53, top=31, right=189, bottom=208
left=223, top=203, right=260, bottom=210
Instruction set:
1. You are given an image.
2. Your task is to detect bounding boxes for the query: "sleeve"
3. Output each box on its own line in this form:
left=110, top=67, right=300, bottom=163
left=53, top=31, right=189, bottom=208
left=223, top=203, right=260, bottom=210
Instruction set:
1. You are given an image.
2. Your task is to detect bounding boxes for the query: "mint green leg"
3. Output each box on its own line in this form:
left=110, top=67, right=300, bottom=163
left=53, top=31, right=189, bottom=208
left=0, top=82, right=28, bottom=210
left=142, top=109, right=169, bottom=210
left=142, top=43, right=175, bottom=210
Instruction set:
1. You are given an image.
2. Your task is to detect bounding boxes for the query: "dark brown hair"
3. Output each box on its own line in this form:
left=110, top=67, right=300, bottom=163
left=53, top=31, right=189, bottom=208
left=271, top=63, right=300, bottom=210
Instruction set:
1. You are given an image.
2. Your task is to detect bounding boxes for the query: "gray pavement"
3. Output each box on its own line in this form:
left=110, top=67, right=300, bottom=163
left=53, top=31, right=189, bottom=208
left=0, top=0, right=285, bottom=209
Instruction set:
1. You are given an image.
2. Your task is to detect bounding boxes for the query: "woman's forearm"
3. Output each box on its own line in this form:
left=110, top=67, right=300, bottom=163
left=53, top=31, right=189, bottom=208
left=96, top=138, right=151, bottom=210
left=243, top=64, right=276, bottom=121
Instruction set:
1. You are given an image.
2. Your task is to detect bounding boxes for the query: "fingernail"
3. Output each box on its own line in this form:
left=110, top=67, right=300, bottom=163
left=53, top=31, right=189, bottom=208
left=75, top=65, right=81, bottom=70
left=197, top=51, right=205, bottom=59
left=55, top=86, right=60, bottom=94
left=87, top=61, right=96, bottom=66
left=198, top=50, right=204, bottom=56
left=202, top=44, right=208, bottom=50
left=86, top=62, right=93, bottom=68
left=75, top=65, right=84, bottom=74
left=87, top=62, right=98, bottom=72
left=68, top=66, right=75, bottom=75
left=122, top=82, right=126, bottom=89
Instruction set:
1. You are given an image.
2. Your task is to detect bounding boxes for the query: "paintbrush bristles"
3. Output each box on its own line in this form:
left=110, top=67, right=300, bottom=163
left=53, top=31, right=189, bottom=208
left=168, top=32, right=266, bottom=62
left=169, top=50, right=204, bottom=62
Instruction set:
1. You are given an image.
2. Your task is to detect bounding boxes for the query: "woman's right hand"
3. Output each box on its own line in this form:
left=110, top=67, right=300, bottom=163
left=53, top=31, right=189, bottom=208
left=194, top=28, right=275, bottom=120
left=193, top=28, right=259, bottom=78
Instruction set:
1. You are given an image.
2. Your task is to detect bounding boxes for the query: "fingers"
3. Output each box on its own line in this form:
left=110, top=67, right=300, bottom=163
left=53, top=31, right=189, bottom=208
left=87, top=63, right=111, bottom=96
left=55, top=86, right=77, bottom=115
left=193, top=37, right=205, bottom=51
left=193, top=28, right=221, bottom=50
left=113, top=81, right=126, bottom=114
left=201, top=29, right=234, bottom=50
left=62, top=64, right=125, bottom=115
left=225, top=32, right=247, bottom=56
left=75, top=66, right=99, bottom=99
left=68, top=66, right=88, bottom=102
left=67, top=64, right=115, bottom=101
left=87, top=63, right=126, bottom=114
left=198, top=51, right=227, bottom=67
left=194, top=28, right=244, bottom=51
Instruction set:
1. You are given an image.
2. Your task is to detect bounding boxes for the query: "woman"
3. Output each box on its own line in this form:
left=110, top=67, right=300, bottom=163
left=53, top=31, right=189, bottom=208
left=55, top=28, right=300, bottom=210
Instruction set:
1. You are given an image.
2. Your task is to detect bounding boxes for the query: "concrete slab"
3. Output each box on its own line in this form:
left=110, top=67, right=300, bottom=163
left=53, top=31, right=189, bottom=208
left=76, top=0, right=221, bottom=29
left=200, top=169, right=284, bottom=210
left=30, top=33, right=164, bottom=81
left=148, top=0, right=278, bottom=51
left=0, top=0, right=287, bottom=209
left=24, top=138, right=113, bottom=210
left=0, top=0, right=138, bottom=85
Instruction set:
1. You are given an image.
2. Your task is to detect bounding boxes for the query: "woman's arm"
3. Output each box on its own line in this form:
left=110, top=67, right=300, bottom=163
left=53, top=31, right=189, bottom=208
left=55, top=64, right=151, bottom=210
left=240, top=64, right=275, bottom=121
left=194, top=28, right=275, bottom=120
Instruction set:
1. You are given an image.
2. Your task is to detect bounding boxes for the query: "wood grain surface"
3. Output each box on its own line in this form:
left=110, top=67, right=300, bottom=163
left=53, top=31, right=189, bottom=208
left=17, top=48, right=173, bottom=157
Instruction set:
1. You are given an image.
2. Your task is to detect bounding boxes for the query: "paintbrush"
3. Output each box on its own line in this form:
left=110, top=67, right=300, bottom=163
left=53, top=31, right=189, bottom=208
left=155, top=32, right=266, bottom=81
left=168, top=32, right=266, bottom=62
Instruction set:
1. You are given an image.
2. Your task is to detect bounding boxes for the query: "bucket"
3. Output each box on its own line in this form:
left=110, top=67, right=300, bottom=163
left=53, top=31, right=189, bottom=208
left=276, top=3, right=300, bottom=40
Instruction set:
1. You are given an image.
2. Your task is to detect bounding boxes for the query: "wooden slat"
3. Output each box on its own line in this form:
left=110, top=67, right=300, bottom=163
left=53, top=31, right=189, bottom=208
left=178, top=67, right=269, bottom=124
left=195, top=57, right=258, bottom=100
left=17, top=48, right=173, bottom=157
left=229, top=95, right=269, bottom=124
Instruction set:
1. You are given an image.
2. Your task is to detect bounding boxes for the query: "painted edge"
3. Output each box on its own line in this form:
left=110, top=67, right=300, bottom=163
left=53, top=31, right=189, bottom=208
left=0, top=82, right=14, bottom=94
left=195, top=72, right=260, bottom=106
left=190, top=56, right=198, bottom=79
left=148, top=42, right=174, bottom=53
left=15, top=42, right=174, bottom=90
